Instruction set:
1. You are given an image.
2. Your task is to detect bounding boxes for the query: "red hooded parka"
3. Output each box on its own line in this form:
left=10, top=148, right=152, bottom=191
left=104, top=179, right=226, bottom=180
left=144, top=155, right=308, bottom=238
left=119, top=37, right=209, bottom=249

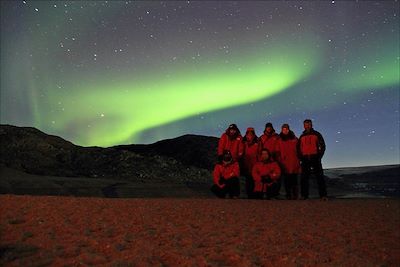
left=252, top=161, right=281, bottom=192
left=277, top=131, right=301, bottom=174
left=213, top=162, right=240, bottom=188
left=258, top=132, right=279, bottom=159
left=218, top=134, right=243, bottom=162
left=242, top=141, right=259, bottom=176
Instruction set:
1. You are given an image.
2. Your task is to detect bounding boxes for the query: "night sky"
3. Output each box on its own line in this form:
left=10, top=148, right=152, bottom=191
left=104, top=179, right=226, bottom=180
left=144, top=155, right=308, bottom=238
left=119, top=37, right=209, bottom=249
left=1, top=1, right=399, bottom=168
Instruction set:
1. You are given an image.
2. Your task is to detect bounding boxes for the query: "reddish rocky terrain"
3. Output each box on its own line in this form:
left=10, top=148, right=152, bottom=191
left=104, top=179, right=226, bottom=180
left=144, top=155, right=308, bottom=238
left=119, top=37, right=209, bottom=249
left=1, top=195, right=399, bottom=266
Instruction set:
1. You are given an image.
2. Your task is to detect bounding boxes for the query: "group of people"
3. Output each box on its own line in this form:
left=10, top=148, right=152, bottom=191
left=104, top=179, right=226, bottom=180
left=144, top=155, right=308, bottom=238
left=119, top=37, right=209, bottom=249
left=211, top=119, right=328, bottom=200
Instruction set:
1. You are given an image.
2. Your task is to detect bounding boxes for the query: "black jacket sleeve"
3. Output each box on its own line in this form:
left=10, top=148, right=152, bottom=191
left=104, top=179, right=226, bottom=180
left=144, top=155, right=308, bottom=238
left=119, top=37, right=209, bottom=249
left=297, top=134, right=303, bottom=159
left=316, top=131, right=326, bottom=158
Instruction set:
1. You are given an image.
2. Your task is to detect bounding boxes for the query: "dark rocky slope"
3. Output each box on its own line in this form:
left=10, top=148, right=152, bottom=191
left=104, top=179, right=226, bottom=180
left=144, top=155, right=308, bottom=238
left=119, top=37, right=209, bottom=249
left=0, top=125, right=210, bottom=183
left=113, top=134, right=218, bottom=171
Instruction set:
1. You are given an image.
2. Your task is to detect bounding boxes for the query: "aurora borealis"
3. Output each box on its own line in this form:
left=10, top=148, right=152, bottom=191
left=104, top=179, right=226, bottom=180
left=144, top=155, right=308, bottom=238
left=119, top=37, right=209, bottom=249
left=1, top=1, right=399, bottom=168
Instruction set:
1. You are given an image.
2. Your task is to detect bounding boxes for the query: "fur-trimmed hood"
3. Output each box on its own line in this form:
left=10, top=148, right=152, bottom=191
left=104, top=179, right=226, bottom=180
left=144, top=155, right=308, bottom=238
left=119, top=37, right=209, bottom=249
left=279, top=130, right=296, bottom=141
left=225, top=124, right=241, bottom=139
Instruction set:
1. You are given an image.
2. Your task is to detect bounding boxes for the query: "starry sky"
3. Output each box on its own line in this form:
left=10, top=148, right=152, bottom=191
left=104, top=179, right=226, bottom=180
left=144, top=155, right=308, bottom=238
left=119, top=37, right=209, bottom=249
left=1, top=1, right=399, bottom=168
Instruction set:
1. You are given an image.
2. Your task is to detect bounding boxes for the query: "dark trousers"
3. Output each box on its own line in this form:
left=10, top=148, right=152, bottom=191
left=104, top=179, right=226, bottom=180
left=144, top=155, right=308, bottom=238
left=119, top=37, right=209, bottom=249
left=300, top=157, right=327, bottom=198
left=253, top=182, right=280, bottom=199
left=283, top=173, right=299, bottom=199
left=211, top=177, right=240, bottom=198
left=245, top=175, right=255, bottom=199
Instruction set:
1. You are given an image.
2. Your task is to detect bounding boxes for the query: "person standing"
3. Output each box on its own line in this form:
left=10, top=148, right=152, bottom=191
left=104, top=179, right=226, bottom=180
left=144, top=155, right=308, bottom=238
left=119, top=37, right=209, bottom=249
left=241, top=127, right=259, bottom=199
left=252, top=149, right=281, bottom=199
left=258, top=122, right=280, bottom=160
left=298, top=119, right=327, bottom=200
left=277, top=124, right=301, bottom=200
left=217, top=124, right=243, bottom=162
left=211, top=150, right=240, bottom=199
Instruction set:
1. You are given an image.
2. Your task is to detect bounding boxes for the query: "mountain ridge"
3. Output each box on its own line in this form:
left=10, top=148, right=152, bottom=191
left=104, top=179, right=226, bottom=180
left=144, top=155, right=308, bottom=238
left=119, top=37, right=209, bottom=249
left=0, top=124, right=212, bottom=182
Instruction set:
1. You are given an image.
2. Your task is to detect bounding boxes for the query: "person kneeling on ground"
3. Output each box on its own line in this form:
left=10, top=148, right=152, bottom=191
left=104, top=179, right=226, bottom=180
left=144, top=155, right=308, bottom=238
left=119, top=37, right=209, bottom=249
left=211, top=150, right=240, bottom=199
left=252, top=149, right=281, bottom=199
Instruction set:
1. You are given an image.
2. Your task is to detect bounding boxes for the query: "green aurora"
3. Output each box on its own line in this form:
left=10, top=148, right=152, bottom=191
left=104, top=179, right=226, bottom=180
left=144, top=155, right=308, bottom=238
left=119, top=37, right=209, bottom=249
left=45, top=41, right=321, bottom=146
left=39, top=35, right=399, bottom=147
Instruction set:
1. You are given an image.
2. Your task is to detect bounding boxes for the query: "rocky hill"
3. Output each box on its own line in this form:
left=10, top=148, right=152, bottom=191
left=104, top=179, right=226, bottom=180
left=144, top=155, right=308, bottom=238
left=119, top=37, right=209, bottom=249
left=113, top=134, right=218, bottom=171
left=0, top=125, right=212, bottom=183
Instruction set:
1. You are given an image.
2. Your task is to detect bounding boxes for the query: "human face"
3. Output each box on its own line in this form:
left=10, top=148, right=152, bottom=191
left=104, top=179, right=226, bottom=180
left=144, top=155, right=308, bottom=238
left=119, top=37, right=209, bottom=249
left=303, top=122, right=312, bottom=132
left=246, top=131, right=255, bottom=141
left=282, top=127, right=289, bottom=135
left=265, top=127, right=273, bottom=134
left=229, top=128, right=237, bottom=136
left=260, top=151, right=270, bottom=161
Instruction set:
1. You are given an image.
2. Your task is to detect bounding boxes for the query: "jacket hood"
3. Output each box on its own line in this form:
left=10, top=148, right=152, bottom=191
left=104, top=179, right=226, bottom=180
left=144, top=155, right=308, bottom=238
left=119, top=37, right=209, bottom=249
left=225, top=124, right=241, bottom=138
left=263, top=130, right=277, bottom=137
left=302, top=128, right=315, bottom=134
left=243, top=128, right=258, bottom=144
left=279, top=130, right=296, bottom=141
left=243, top=137, right=258, bottom=145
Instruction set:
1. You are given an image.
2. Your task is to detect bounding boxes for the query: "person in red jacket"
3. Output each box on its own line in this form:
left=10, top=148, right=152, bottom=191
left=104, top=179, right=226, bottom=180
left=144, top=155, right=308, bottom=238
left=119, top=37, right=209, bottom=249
left=217, top=124, right=243, bottom=162
left=277, top=124, right=301, bottom=200
left=252, top=149, right=281, bottom=199
left=211, top=150, right=240, bottom=198
left=297, top=119, right=327, bottom=200
left=258, top=122, right=279, bottom=160
left=241, top=127, right=259, bottom=199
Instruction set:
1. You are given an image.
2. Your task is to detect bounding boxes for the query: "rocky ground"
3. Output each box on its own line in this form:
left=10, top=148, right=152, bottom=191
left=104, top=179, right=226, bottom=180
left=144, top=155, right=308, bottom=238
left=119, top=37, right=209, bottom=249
left=1, top=195, right=399, bottom=266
